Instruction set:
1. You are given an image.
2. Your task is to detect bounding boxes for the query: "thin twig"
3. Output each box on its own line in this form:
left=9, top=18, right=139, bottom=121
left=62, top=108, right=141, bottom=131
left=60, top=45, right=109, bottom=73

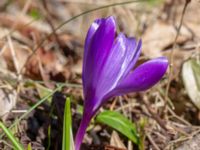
left=42, top=0, right=63, bottom=48
left=7, top=36, right=20, bottom=75
left=142, top=96, right=168, bottom=131
left=147, top=133, right=161, bottom=150
left=165, top=0, right=191, bottom=109
left=167, top=105, right=191, bottom=126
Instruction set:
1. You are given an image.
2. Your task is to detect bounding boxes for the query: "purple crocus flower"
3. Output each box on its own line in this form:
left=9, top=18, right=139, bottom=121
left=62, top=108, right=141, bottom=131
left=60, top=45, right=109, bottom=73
left=75, top=16, right=168, bottom=150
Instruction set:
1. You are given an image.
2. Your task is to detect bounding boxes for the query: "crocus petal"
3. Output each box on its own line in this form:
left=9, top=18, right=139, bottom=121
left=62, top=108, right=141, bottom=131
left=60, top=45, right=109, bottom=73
left=96, top=33, right=127, bottom=98
left=95, top=36, right=141, bottom=110
left=113, top=57, right=168, bottom=94
left=121, top=39, right=142, bottom=78
left=82, top=18, right=103, bottom=85
left=84, top=34, right=127, bottom=119
left=98, top=38, right=141, bottom=103
left=83, top=16, right=116, bottom=95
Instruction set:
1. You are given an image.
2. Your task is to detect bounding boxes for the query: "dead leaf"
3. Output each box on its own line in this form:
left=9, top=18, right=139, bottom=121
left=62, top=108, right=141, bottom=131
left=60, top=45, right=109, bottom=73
left=25, top=47, right=69, bottom=81
left=142, top=21, right=192, bottom=57
left=1, top=41, right=32, bottom=73
left=110, top=131, right=127, bottom=149
left=182, top=59, right=200, bottom=109
left=0, top=84, right=16, bottom=121
left=72, top=59, right=82, bottom=75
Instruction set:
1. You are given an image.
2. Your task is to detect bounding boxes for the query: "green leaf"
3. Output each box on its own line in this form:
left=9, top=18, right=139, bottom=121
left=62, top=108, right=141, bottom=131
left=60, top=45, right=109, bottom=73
left=0, top=121, right=24, bottom=150
left=62, top=97, right=74, bottom=150
left=182, top=59, right=200, bottom=109
left=96, top=110, right=139, bottom=144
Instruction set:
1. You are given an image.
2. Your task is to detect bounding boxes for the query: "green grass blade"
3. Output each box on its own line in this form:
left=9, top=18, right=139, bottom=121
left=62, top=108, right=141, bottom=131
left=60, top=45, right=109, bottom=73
left=0, top=121, right=24, bottom=150
left=0, top=85, right=64, bottom=139
left=13, top=85, right=63, bottom=128
left=62, top=97, right=73, bottom=150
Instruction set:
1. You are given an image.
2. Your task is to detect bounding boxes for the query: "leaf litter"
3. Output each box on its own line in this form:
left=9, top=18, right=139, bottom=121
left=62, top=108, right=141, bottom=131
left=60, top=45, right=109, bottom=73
left=0, top=0, right=200, bottom=150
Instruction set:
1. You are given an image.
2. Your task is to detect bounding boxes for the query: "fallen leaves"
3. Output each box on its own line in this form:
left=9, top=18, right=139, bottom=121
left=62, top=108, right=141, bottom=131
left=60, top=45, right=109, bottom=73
left=110, top=131, right=126, bottom=149
left=142, top=21, right=192, bottom=57
left=0, top=81, right=17, bottom=121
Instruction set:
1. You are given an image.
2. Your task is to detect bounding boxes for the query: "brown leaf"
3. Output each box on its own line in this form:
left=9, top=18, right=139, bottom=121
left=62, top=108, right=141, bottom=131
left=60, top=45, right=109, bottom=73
left=142, top=21, right=192, bottom=57
left=1, top=41, right=32, bottom=72
left=110, top=131, right=127, bottom=149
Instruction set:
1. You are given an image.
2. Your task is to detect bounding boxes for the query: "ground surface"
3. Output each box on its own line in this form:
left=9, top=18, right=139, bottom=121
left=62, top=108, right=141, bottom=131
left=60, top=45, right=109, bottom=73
left=0, top=0, right=200, bottom=150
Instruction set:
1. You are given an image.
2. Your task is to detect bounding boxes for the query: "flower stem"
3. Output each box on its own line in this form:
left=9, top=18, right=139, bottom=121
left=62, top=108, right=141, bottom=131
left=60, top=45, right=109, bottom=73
left=75, top=111, right=92, bottom=150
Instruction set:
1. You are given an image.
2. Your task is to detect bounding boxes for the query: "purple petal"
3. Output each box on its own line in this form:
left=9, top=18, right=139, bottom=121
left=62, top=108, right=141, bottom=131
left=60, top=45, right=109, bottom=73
left=98, top=38, right=141, bottom=102
left=113, top=57, right=168, bottom=94
left=82, top=16, right=116, bottom=95
left=83, top=34, right=127, bottom=116
left=121, top=39, right=142, bottom=78
left=82, top=18, right=103, bottom=85
left=92, top=36, right=141, bottom=111
left=96, top=33, right=127, bottom=97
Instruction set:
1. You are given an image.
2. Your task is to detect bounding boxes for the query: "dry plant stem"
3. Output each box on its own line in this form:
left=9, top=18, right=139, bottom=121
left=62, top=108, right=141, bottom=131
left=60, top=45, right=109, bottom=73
left=146, top=133, right=160, bottom=150
left=21, top=0, right=32, bottom=14
left=7, top=35, right=23, bottom=84
left=164, top=0, right=191, bottom=109
left=175, top=133, right=200, bottom=150
left=0, top=140, right=14, bottom=149
left=142, top=96, right=168, bottom=131
left=170, top=124, right=189, bottom=136
left=19, top=0, right=148, bottom=75
left=42, top=0, right=63, bottom=48
left=7, top=36, right=20, bottom=75
left=166, top=129, right=200, bottom=149
left=128, top=141, right=133, bottom=150
left=110, top=98, right=117, bottom=111
left=153, top=131, right=167, bottom=141
left=7, top=36, right=21, bottom=109
left=167, top=105, right=191, bottom=126
left=119, top=96, right=127, bottom=116
left=115, top=102, right=139, bottom=111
